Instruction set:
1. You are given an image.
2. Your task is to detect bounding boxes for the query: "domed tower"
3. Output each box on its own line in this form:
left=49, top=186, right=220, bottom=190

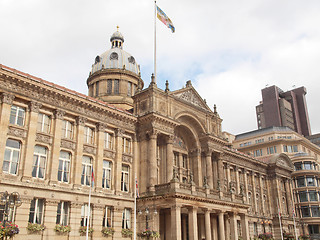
left=87, top=28, right=144, bottom=110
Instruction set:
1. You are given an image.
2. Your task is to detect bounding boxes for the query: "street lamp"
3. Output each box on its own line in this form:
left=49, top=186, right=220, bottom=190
left=0, top=191, right=22, bottom=225
left=138, top=207, right=158, bottom=230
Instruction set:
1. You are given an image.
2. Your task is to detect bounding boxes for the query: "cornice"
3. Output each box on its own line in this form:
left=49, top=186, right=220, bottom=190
left=0, top=65, right=137, bottom=130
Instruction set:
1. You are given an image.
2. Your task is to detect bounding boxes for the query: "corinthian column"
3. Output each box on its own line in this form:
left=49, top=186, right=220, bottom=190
left=205, top=150, right=213, bottom=189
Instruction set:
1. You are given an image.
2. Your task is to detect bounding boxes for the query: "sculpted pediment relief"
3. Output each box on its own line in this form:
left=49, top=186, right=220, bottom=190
left=171, top=88, right=210, bottom=111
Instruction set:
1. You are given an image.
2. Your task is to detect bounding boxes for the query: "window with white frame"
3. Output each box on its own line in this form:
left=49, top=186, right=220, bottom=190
left=80, top=204, right=92, bottom=227
left=9, top=105, right=25, bottom=126
left=102, top=206, right=112, bottom=227
left=122, top=208, right=131, bottom=229
left=28, top=198, right=44, bottom=224
left=81, top=156, right=92, bottom=186
left=3, top=139, right=21, bottom=175
left=32, top=145, right=47, bottom=179
left=102, top=160, right=112, bottom=189
left=56, top=201, right=70, bottom=226
left=61, top=120, right=74, bottom=139
left=58, top=151, right=71, bottom=183
left=37, top=113, right=51, bottom=133
left=127, top=82, right=132, bottom=96
left=84, top=126, right=95, bottom=144
left=104, top=132, right=114, bottom=149
left=121, top=165, right=129, bottom=192
left=122, top=137, right=131, bottom=154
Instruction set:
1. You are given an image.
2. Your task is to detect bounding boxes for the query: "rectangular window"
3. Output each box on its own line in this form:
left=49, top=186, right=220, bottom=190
left=174, top=152, right=179, bottom=167
left=309, top=191, right=318, bottom=201
left=28, top=198, right=44, bottom=224
left=32, top=146, right=47, bottom=179
left=306, top=177, right=315, bottom=186
left=58, top=151, right=71, bottom=183
left=80, top=204, right=92, bottom=227
left=104, top=132, right=114, bottom=149
left=9, top=105, right=25, bottom=126
left=254, top=149, right=262, bottom=157
left=61, top=120, right=74, bottom=139
left=182, top=155, right=187, bottom=168
left=121, top=165, right=129, bottom=192
left=294, top=162, right=302, bottom=171
left=96, top=81, right=99, bottom=96
left=293, top=145, right=298, bottom=152
left=114, top=80, right=119, bottom=94
left=37, top=113, right=51, bottom=133
left=283, top=145, right=288, bottom=152
left=81, top=156, right=92, bottom=186
left=122, top=137, right=131, bottom=154
left=299, top=191, right=308, bottom=202
left=311, top=206, right=320, bottom=217
left=122, top=208, right=131, bottom=229
left=288, top=145, right=293, bottom=153
left=56, top=201, right=70, bottom=225
left=102, top=160, right=112, bottom=189
left=301, top=206, right=311, bottom=217
left=297, top=177, right=305, bottom=187
left=84, top=126, right=94, bottom=144
left=304, top=162, right=312, bottom=170
left=3, top=139, right=21, bottom=175
left=103, top=206, right=112, bottom=227
left=127, top=82, right=132, bottom=96
left=107, top=80, right=112, bottom=94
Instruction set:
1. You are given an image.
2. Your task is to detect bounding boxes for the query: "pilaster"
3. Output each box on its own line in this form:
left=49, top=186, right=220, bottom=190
left=166, top=135, right=174, bottom=182
left=73, top=116, right=86, bottom=186
left=205, top=150, right=213, bottom=189
left=95, top=123, right=106, bottom=190
left=148, top=130, right=158, bottom=191
left=114, top=128, right=124, bottom=193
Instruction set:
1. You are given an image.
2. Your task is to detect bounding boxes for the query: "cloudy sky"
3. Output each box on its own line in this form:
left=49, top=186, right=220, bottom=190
left=1, top=0, right=320, bottom=135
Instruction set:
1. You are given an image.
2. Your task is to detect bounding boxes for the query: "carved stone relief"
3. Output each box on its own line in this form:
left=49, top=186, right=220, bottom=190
left=60, top=139, right=76, bottom=150
left=103, top=150, right=115, bottom=159
left=8, top=126, right=27, bottom=139
left=36, top=133, right=53, bottom=145
left=83, top=145, right=96, bottom=155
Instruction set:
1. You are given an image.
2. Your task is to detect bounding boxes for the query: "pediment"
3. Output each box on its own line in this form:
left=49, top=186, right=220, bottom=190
left=171, top=87, right=211, bottom=111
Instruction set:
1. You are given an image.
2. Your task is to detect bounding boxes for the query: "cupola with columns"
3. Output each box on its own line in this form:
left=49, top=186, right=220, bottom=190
left=87, top=27, right=144, bottom=110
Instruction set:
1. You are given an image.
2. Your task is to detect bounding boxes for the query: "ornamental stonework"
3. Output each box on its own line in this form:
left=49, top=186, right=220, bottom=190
left=103, top=149, right=115, bottom=159
left=36, top=133, right=53, bottom=145
left=174, top=89, right=205, bottom=109
left=60, top=139, right=76, bottom=150
left=0, top=92, right=15, bottom=105
left=122, top=154, right=133, bottom=163
left=28, top=101, right=42, bottom=113
left=83, top=145, right=96, bottom=155
left=8, top=126, right=27, bottom=138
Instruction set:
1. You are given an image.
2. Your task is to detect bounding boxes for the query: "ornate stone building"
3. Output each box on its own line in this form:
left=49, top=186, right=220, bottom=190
left=234, top=126, right=320, bottom=239
left=0, top=30, right=296, bottom=239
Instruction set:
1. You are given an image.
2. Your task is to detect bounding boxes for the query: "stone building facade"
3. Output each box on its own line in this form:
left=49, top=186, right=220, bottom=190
left=0, top=30, right=296, bottom=240
left=234, top=126, right=320, bottom=239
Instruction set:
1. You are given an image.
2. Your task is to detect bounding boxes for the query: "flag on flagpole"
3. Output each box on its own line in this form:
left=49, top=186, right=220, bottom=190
left=156, top=5, right=175, bottom=33
left=91, top=167, right=95, bottom=187
left=135, top=178, right=139, bottom=198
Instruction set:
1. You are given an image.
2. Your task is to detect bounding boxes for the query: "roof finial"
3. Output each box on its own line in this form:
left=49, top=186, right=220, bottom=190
left=117, top=25, right=119, bottom=31
left=165, top=80, right=169, bottom=93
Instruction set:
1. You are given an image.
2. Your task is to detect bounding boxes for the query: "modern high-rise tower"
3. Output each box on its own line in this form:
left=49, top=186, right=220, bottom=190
left=256, top=85, right=311, bottom=136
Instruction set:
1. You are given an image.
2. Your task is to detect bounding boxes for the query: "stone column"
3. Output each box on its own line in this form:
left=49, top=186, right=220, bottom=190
left=244, top=171, right=249, bottom=203
left=48, top=109, right=65, bottom=184
left=14, top=197, right=32, bottom=236
left=217, top=157, right=224, bottom=190
left=236, top=168, right=240, bottom=194
left=69, top=202, right=82, bottom=239
left=212, top=156, right=218, bottom=189
left=188, top=207, right=198, bottom=240
left=166, top=135, right=174, bottom=182
left=95, top=123, right=106, bottom=190
left=22, top=101, right=42, bottom=179
left=230, top=212, right=238, bottom=240
left=191, top=149, right=202, bottom=187
left=72, top=116, right=86, bottom=187
left=43, top=199, right=60, bottom=239
left=252, top=173, right=257, bottom=213
left=225, top=214, right=230, bottom=240
left=205, top=209, right=212, bottom=240
left=218, top=211, right=225, bottom=240
left=285, top=179, right=293, bottom=217
left=206, top=150, right=213, bottom=189
left=0, top=93, right=15, bottom=175
left=114, top=128, right=124, bottom=193
left=182, top=215, right=188, bottom=240
left=171, top=205, right=182, bottom=240
left=259, top=176, right=265, bottom=214
left=148, top=130, right=158, bottom=191
left=211, top=215, right=218, bottom=240
left=113, top=207, right=124, bottom=239
left=92, top=205, right=104, bottom=238
left=240, top=213, right=249, bottom=240
left=132, top=135, right=139, bottom=192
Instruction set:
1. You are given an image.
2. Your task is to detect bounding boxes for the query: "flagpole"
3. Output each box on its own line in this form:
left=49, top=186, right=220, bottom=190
left=133, top=175, right=137, bottom=240
left=86, top=185, right=91, bottom=240
left=291, top=180, right=299, bottom=240
left=154, top=0, right=157, bottom=84
left=277, top=198, right=284, bottom=240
